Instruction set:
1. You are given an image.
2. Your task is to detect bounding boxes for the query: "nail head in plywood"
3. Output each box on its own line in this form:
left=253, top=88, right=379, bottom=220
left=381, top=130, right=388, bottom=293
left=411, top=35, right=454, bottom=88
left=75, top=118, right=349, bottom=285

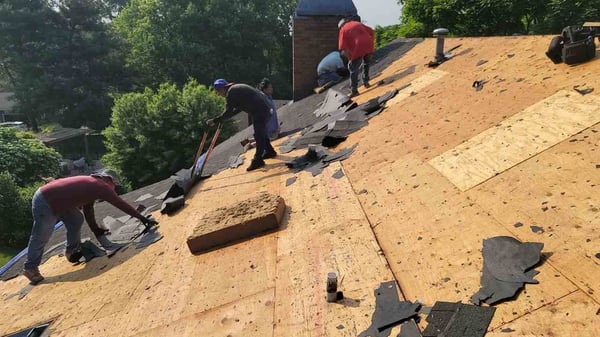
left=429, top=91, right=600, bottom=191
left=187, top=193, right=286, bottom=254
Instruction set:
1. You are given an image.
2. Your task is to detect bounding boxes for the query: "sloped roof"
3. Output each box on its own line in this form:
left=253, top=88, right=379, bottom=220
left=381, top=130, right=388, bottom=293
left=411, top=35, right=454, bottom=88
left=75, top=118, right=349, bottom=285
left=2, top=36, right=600, bottom=336
left=36, top=127, right=92, bottom=145
left=295, top=0, right=357, bottom=17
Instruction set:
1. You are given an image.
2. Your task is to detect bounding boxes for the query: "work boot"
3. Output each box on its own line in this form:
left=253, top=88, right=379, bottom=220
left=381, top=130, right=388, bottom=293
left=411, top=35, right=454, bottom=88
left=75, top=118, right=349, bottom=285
left=65, top=245, right=83, bottom=263
left=97, top=234, right=124, bottom=257
left=23, top=268, right=44, bottom=285
left=262, top=149, right=277, bottom=159
left=246, top=159, right=265, bottom=171
left=363, top=81, right=371, bottom=89
left=348, top=90, right=359, bottom=98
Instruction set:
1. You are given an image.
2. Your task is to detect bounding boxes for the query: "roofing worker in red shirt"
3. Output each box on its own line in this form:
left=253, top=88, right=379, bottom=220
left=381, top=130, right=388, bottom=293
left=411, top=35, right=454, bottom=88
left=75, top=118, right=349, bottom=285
left=338, top=17, right=375, bottom=97
left=22, top=170, right=158, bottom=285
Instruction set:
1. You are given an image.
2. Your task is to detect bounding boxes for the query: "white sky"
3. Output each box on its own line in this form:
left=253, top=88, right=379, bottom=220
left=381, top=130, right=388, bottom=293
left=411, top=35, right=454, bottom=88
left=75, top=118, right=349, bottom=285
left=353, top=0, right=402, bottom=27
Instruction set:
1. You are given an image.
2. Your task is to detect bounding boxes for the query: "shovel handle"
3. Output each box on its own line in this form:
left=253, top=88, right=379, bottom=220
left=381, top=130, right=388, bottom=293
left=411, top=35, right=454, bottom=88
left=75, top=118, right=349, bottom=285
left=197, top=124, right=221, bottom=178
left=190, top=130, right=209, bottom=179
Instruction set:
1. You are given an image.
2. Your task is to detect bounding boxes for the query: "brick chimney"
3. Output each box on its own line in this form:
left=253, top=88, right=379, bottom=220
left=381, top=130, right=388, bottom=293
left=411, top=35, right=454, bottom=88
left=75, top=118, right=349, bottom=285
left=293, top=0, right=358, bottom=101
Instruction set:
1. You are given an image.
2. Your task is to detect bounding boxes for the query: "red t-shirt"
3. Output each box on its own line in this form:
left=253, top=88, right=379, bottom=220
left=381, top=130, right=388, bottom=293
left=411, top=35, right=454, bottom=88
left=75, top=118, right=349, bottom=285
left=40, top=175, right=144, bottom=219
left=338, top=21, right=375, bottom=61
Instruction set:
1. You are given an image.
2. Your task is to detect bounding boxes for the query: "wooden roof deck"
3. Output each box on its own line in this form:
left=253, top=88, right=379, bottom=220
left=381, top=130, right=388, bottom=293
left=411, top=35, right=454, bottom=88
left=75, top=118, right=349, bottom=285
left=1, top=36, right=599, bottom=336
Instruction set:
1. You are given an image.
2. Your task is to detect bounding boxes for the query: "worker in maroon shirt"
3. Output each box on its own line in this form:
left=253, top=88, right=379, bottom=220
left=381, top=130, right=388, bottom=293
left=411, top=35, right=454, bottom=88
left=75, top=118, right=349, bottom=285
left=22, top=171, right=157, bottom=285
left=338, top=17, right=375, bottom=97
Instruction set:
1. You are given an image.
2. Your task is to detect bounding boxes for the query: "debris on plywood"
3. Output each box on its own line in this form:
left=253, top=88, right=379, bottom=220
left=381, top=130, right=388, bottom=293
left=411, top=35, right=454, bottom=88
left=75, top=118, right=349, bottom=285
left=187, top=193, right=286, bottom=254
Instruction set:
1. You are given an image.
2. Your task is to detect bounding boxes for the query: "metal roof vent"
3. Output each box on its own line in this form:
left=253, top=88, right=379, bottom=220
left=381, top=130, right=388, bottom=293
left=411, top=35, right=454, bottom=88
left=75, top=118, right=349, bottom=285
left=433, top=28, right=450, bottom=62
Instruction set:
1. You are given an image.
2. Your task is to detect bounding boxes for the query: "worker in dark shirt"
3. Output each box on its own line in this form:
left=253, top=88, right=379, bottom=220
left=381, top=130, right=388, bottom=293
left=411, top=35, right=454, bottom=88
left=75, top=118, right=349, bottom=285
left=23, top=171, right=157, bottom=285
left=207, top=79, right=277, bottom=171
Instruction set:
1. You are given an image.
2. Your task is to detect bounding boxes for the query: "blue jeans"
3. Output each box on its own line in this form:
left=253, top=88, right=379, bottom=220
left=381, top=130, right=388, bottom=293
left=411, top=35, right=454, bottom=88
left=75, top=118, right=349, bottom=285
left=349, top=54, right=372, bottom=92
left=24, top=189, right=83, bottom=270
left=253, top=116, right=275, bottom=161
left=317, top=71, right=341, bottom=87
left=266, top=109, right=279, bottom=139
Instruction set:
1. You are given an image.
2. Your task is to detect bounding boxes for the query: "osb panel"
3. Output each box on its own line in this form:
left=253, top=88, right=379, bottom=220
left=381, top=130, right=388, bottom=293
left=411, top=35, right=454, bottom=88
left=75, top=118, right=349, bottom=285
left=430, top=90, right=600, bottom=191
left=55, top=289, right=276, bottom=337
left=469, top=126, right=600, bottom=303
left=486, top=291, right=600, bottom=337
left=274, top=163, right=397, bottom=337
left=348, top=155, right=578, bottom=329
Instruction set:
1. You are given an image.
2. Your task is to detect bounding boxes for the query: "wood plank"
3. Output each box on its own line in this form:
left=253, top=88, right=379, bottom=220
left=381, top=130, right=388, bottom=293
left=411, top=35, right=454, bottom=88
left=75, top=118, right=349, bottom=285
left=430, top=91, right=600, bottom=191
left=348, top=155, right=578, bottom=329
left=274, top=163, right=398, bottom=337
left=486, top=291, right=600, bottom=337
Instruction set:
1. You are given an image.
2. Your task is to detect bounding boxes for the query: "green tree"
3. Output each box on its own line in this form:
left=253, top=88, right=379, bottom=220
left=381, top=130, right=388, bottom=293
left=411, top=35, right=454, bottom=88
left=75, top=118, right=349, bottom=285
left=534, top=0, right=600, bottom=33
left=0, top=172, right=40, bottom=248
left=113, top=0, right=295, bottom=98
left=0, top=128, right=62, bottom=186
left=398, top=0, right=600, bottom=37
left=0, top=0, right=60, bottom=131
left=102, top=80, right=235, bottom=189
left=0, top=0, right=130, bottom=131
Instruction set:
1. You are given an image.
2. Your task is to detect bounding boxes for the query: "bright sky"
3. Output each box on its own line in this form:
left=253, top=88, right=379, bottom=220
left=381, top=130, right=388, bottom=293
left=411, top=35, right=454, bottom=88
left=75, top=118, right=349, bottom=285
left=353, top=0, right=402, bottom=27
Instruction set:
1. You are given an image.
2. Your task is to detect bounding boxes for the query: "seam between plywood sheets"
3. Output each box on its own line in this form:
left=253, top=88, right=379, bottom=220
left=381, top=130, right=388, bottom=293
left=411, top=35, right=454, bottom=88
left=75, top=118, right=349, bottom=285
left=429, top=91, right=600, bottom=191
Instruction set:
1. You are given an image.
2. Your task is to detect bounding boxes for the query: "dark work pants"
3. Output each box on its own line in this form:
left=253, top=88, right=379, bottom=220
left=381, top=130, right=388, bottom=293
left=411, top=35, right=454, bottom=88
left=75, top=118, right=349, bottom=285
left=349, top=54, right=372, bottom=92
left=252, top=115, right=275, bottom=161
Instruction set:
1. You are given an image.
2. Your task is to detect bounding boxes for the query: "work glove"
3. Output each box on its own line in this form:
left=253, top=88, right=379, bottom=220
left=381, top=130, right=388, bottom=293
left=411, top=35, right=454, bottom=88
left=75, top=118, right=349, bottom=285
left=142, top=215, right=159, bottom=227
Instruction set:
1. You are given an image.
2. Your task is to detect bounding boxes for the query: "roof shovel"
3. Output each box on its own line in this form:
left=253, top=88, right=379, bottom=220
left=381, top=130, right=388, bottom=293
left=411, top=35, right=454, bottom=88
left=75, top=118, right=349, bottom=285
left=175, top=123, right=222, bottom=196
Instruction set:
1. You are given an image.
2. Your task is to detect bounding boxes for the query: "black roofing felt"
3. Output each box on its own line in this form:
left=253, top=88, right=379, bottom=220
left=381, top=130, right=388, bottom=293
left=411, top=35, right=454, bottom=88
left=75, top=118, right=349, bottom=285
left=470, top=236, right=544, bottom=306
left=1, top=39, right=421, bottom=282
left=358, top=281, right=421, bottom=337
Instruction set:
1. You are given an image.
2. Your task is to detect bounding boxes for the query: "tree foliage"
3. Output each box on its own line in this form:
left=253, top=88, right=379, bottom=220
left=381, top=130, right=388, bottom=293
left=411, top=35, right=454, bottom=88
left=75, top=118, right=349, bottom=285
left=0, top=172, right=41, bottom=248
left=113, top=0, right=295, bottom=98
left=397, top=0, right=600, bottom=37
left=102, top=80, right=235, bottom=189
left=0, top=0, right=129, bottom=131
left=0, top=128, right=58, bottom=249
left=0, top=128, right=62, bottom=186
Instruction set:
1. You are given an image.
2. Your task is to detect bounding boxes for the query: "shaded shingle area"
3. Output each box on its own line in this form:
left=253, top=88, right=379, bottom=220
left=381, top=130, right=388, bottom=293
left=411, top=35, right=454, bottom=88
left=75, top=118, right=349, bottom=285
left=1, top=178, right=175, bottom=281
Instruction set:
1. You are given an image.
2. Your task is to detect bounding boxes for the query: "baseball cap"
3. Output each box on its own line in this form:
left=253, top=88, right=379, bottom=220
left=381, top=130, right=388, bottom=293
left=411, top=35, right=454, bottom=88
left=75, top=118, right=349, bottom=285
left=91, top=169, right=120, bottom=185
left=213, top=78, right=229, bottom=89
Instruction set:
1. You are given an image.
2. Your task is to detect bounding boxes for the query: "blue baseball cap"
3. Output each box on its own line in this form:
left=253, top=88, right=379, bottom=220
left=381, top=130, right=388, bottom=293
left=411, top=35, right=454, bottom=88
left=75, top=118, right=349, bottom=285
left=213, top=78, right=229, bottom=89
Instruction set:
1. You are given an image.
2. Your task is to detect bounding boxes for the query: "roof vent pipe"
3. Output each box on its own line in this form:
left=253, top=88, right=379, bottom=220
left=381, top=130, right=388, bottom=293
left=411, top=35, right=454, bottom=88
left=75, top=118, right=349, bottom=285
left=433, top=28, right=449, bottom=62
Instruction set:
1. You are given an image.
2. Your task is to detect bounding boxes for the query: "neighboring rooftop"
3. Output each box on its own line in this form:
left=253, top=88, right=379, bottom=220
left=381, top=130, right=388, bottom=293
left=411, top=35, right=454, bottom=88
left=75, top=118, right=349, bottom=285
left=1, top=36, right=600, bottom=336
left=36, top=127, right=93, bottom=145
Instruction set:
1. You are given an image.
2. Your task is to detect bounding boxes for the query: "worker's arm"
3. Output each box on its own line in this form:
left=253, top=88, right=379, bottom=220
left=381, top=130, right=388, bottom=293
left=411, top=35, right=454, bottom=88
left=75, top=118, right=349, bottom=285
left=97, top=187, right=148, bottom=223
left=338, top=33, right=351, bottom=61
left=214, top=96, right=239, bottom=124
left=83, top=203, right=108, bottom=237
